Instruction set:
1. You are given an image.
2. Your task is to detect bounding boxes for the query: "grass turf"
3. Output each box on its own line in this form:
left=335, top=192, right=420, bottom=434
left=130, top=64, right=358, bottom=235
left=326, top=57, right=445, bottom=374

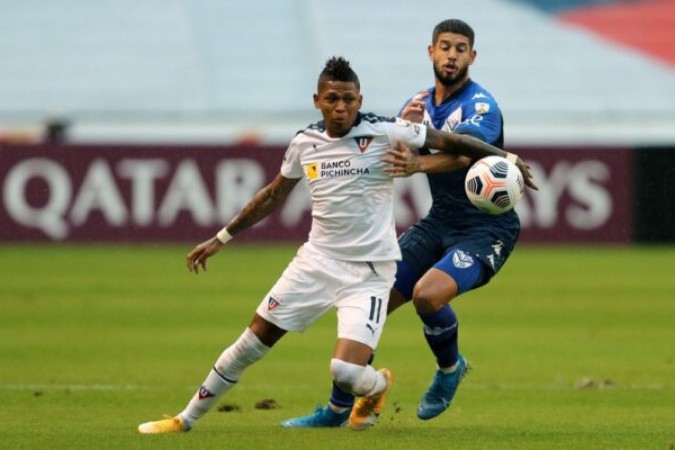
left=0, top=244, right=673, bottom=450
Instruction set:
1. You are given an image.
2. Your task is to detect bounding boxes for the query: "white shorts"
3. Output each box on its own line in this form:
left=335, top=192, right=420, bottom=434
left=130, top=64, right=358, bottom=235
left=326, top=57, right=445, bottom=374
left=256, top=243, right=396, bottom=350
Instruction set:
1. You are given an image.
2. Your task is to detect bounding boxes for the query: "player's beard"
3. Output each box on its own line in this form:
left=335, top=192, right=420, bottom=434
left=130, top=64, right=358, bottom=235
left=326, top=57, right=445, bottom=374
left=434, top=63, right=469, bottom=88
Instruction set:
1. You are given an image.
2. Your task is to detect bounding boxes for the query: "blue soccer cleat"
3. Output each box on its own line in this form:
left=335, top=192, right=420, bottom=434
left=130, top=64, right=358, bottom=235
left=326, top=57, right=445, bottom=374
left=280, top=404, right=351, bottom=428
left=417, top=355, right=470, bottom=420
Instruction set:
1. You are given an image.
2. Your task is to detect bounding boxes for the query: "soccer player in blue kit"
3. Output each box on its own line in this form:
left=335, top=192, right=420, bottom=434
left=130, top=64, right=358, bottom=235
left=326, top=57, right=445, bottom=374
left=282, top=19, right=538, bottom=427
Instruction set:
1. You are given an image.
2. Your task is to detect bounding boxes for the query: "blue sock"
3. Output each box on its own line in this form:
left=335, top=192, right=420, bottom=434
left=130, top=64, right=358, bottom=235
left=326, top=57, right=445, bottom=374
left=328, top=353, right=374, bottom=408
left=419, top=305, right=459, bottom=369
left=330, top=381, right=355, bottom=408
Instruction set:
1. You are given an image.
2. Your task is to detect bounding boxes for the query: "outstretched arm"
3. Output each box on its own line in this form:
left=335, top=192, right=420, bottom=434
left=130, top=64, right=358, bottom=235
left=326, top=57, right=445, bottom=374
left=186, top=174, right=300, bottom=274
left=425, top=128, right=538, bottom=190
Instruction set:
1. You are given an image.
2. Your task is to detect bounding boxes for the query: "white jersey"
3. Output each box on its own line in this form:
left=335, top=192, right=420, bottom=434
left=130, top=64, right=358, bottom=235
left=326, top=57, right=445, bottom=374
left=281, top=112, right=427, bottom=261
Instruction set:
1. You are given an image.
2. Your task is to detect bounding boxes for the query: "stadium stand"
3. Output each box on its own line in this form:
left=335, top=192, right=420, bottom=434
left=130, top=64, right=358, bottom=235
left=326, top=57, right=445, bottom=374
left=0, top=0, right=673, bottom=145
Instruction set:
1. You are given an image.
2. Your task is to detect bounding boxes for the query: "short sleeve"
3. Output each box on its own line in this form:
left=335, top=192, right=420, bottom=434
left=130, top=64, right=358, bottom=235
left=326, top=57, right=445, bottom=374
left=384, top=118, right=427, bottom=148
left=280, top=139, right=303, bottom=179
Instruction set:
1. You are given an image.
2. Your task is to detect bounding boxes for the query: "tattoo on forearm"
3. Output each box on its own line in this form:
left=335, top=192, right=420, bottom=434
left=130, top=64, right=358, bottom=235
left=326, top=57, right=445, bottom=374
left=228, top=178, right=298, bottom=235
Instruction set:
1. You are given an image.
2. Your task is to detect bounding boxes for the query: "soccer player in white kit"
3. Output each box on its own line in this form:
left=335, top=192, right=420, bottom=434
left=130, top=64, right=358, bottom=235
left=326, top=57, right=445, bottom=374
left=138, top=56, right=532, bottom=434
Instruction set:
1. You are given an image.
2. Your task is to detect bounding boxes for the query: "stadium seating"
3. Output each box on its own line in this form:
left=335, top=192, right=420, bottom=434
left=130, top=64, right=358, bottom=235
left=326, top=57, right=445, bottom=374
left=0, top=0, right=673, bottom=144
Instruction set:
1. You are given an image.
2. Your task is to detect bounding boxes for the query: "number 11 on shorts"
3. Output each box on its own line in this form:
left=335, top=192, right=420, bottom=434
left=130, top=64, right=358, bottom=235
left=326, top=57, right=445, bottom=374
left=369, top=296, right=383, bottom=323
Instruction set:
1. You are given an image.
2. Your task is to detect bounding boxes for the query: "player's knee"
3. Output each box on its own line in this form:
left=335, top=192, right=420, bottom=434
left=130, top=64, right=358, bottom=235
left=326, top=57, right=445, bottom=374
left=330, top=359, right=375, bottom=395
left=412, top=282, right=457, bottom=315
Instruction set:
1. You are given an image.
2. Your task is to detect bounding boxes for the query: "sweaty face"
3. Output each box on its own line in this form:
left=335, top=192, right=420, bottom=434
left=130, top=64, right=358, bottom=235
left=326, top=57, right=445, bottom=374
left=313, top=80, right=362, bottom=138
left=429, top=32, right=476, bottom=87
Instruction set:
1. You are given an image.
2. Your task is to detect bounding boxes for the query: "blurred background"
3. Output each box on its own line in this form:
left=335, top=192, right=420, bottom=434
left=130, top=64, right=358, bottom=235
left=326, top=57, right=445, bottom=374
left=1, top=0, right=674, bottom=244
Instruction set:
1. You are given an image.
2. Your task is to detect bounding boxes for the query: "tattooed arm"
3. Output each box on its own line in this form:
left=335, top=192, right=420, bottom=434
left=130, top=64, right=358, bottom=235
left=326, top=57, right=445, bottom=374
left=186, top=174, right=300, bottom=273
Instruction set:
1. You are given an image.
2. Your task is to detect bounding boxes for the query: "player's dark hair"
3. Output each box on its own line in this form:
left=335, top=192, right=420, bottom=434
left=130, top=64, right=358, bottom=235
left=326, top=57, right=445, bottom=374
left=318, top=56, right=360, bottom=90
left=432, top=19, right=475, bottom=47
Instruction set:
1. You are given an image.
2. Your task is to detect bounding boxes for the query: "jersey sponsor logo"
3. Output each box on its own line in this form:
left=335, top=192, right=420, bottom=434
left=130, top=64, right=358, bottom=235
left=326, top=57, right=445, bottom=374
left=198, top=386, right=215, bottom=400
left=306, top=163, right=318, bottom=180
left=463, top=114, right=484, bottom=127
left=471, top=92, right=488, bottom=100
left=318, top=160, right=370, bottom=178
left=267, top=296, right=280, bottom=311
left=475, top=102, right=490, bottom=114
left=452, top=249, right=475, bottom=269
left=355, top=136, right=373, bottom=153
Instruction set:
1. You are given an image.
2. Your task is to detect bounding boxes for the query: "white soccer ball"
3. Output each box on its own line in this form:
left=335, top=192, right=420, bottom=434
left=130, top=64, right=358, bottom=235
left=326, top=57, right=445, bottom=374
left=464, top=156, right=524, bottom=215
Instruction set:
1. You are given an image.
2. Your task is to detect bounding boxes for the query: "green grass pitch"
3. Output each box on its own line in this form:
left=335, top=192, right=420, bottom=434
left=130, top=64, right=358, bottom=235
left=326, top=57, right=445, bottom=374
left=1, top=244, right=673, bottom=450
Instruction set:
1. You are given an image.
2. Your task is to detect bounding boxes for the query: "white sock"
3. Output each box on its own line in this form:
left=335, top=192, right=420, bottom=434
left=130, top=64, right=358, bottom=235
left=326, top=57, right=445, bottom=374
left=179, top=328, right=270, bottom=425
left=360, top=366, right=387, bottom=396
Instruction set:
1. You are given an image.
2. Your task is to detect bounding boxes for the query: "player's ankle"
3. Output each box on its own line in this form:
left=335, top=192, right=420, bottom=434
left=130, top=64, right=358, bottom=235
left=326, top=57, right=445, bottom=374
left=328, top=402, right=350, bottom=414
left=439, top=361, right=459, bottom=374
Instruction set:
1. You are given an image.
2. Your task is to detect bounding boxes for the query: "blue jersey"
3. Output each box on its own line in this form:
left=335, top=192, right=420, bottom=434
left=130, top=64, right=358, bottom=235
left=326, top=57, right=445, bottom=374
left=396, top=79, right=519, bottom=279
left=401, top=79, right=519, bottom=231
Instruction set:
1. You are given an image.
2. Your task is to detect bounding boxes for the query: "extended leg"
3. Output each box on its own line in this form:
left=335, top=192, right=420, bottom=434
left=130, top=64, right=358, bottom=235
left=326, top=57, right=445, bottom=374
left=138, top=314, right=285, bottom=434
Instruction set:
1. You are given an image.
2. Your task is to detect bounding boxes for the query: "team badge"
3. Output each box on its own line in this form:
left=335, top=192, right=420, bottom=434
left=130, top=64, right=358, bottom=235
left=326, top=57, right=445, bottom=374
left=267, top=296, right=280, bottom=311
left=446, top=107, right=462, bottom=131
left=198, top=386, right=215, bottom=400
left=452, top=250, right=475, bottom=269
left=306, top=163, right=318, bottom=180
left=355, top=136, right=373, bottom=153
left=475, top=102, right=490, bottom=114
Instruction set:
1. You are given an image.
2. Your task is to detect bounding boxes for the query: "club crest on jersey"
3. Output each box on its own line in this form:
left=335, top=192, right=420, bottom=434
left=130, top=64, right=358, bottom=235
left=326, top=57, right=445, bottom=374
left=452, top=250, right=475, bottom=269
left=306, top=163, right=318, bottom=180
left=475, top=102, right=490, bottom=114
left=446, top=107, right=462, bottom=131
left=198, top=386, right=215, bottom=400
left=355, top=136, right=373, bottom=153
left=267, top=296, right=280, bottom=311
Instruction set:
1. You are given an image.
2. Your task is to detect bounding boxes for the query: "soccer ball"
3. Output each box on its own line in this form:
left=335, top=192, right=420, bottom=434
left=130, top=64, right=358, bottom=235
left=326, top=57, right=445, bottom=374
left=464, top=156, right=524, bottom=215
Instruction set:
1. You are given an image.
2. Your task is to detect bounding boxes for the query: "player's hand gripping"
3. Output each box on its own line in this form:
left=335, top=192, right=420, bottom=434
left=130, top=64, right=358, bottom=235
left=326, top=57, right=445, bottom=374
left=400, top=91, right=428, bottom=123
left=186, top=237, right=225, bottom=274
left=383, top=140, right=420, bottom=177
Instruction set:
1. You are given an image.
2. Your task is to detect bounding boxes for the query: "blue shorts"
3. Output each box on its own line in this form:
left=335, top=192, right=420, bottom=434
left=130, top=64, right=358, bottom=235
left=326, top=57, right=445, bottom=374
left=394, top=216, right=519, bottom=300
